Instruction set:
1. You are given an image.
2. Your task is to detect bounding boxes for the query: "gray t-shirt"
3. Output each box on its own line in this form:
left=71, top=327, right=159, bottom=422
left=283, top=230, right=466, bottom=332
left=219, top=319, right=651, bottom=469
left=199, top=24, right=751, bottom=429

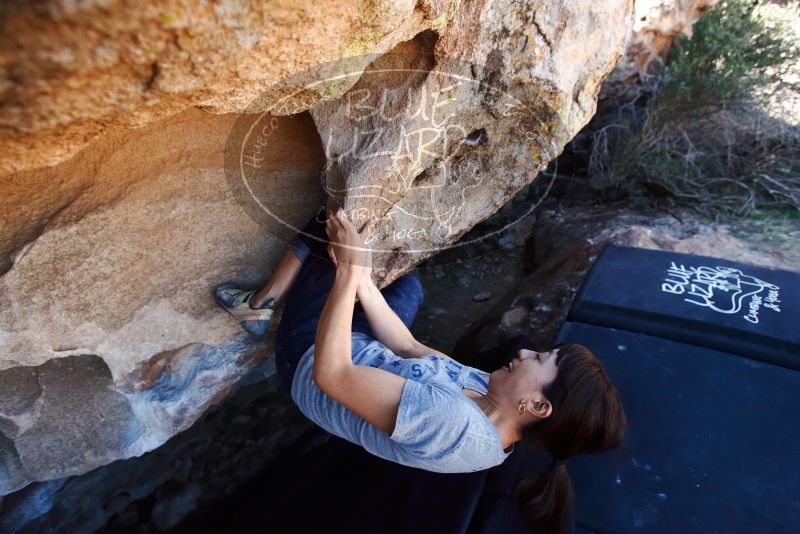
left=291, top=332, right=513, bottom=473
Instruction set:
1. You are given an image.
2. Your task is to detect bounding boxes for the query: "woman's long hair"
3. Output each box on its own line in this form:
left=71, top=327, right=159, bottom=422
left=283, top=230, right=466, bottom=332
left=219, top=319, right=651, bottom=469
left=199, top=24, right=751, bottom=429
left=516, top=341, right=626, bottom=534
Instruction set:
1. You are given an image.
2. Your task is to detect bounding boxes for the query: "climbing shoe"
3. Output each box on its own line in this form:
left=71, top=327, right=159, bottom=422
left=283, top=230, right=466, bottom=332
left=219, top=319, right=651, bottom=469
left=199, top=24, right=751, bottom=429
left=214, top=282, right=278, bottom=339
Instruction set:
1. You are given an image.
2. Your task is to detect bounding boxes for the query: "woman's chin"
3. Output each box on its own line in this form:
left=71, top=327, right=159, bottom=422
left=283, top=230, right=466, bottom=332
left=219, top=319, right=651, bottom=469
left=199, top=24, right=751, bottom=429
left=488, top=367, right=507, bottom=384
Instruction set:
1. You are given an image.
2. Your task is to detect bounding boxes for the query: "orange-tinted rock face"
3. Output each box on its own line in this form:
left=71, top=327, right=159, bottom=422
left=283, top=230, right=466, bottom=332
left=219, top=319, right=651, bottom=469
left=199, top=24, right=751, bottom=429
left=0, top=0, right=449, bottom=174
left=0, top=0, right=637, bottom=494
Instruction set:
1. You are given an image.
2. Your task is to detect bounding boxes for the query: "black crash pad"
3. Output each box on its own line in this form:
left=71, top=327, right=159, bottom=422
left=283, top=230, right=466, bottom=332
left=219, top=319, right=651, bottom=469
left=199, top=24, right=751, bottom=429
left=569, top=245, right=799, bottom=369
left=549, top=321, right=800, bottom=533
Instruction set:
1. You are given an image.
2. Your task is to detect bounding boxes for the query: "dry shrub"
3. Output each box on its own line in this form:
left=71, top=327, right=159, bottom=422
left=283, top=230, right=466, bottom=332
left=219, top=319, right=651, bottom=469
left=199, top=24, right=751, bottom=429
left=590, top=0, right=800, bottom=216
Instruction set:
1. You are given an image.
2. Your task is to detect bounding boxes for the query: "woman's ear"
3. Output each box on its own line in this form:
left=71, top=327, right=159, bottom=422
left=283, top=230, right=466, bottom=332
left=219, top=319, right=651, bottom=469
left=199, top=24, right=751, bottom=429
left=529, top=398, right=552, bottom=419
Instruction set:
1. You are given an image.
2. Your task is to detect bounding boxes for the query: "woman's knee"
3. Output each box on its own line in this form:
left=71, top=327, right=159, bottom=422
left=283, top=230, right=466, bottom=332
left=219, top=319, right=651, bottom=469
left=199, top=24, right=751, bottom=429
left=384, top=273, right=424, bottom=321
left=383, top=272, right=421, bottom=296
left=400, top=271, right=424, bottom=301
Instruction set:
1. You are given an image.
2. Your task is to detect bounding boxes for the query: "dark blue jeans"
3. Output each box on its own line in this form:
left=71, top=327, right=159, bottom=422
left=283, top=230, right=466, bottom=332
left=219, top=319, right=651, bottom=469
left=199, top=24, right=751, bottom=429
left=275, top=207, right=424, bottom=393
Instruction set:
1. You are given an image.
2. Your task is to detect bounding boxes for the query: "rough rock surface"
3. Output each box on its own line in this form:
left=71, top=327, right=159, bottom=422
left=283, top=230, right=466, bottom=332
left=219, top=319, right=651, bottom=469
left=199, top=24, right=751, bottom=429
left=453, top=205, right=799, bottom=361
left=311, top=0, right=635, bottom=273
left=0, top=368, right=315, bottom=533
left=0, top=0, right=462, bottom=175
left=0, top=107, right=322, bottom=494
left=0, top=0, right=635, bottom=494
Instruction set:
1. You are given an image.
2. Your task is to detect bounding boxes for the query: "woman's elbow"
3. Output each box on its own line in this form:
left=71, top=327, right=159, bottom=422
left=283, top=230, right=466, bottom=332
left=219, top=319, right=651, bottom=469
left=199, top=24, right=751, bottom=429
left=311, top=363, right=340, bottom=392
left=311, top=367, right=327, bottom=390
left=395, top=337, right=421, bottom=358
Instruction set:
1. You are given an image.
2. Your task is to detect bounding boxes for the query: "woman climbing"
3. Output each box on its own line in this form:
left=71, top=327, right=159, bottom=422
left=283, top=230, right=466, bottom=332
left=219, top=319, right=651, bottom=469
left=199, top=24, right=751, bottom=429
left=215, top=206, right=626, bottom=534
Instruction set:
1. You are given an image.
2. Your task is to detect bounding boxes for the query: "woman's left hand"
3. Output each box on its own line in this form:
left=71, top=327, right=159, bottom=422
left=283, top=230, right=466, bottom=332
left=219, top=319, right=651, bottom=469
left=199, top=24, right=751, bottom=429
left=325, top=208, right=376, bottom=274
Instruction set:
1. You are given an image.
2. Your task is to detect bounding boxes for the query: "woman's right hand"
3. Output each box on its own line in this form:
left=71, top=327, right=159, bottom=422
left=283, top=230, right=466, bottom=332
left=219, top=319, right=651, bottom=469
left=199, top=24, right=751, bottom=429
left=325, top=208, right=377, bottom=275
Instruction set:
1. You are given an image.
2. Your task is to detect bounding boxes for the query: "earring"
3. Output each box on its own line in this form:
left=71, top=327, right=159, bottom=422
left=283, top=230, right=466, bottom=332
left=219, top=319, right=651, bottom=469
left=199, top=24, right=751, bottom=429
left=518, top=402, right=527, bottom=415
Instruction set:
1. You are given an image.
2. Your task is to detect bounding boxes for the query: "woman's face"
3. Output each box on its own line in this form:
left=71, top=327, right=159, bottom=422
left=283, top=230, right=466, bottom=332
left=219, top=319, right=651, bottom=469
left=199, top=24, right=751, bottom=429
left=490, top=348, right=560, bottom=401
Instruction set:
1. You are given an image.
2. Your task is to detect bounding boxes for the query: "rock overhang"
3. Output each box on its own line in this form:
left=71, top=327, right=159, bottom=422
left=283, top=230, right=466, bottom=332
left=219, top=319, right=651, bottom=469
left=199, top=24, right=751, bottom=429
left=0, top=0, right=637, bottom=495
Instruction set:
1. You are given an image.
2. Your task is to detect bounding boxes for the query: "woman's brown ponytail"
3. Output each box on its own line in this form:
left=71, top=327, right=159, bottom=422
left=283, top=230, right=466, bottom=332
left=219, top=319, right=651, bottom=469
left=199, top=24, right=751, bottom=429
left=514, top=343, right=627, bottom=534
left=516, top=460, right=575, bottom=534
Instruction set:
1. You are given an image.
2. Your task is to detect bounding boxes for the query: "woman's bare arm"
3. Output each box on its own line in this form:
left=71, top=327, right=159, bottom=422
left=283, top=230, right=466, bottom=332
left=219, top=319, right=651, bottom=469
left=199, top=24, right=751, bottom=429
left=312, top=267, right=362, bottom=380
left=355, top=278, right=417, bottom=356
left=356, top=277, right=459, bottom=362
left=399, top=338, right=456, bottom=361
left=312, top=208, right=408, bottom=435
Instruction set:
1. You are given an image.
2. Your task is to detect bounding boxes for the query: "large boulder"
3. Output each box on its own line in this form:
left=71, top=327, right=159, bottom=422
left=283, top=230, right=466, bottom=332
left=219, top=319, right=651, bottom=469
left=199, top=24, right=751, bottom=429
left=0, top=0, right=634, bottom=493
